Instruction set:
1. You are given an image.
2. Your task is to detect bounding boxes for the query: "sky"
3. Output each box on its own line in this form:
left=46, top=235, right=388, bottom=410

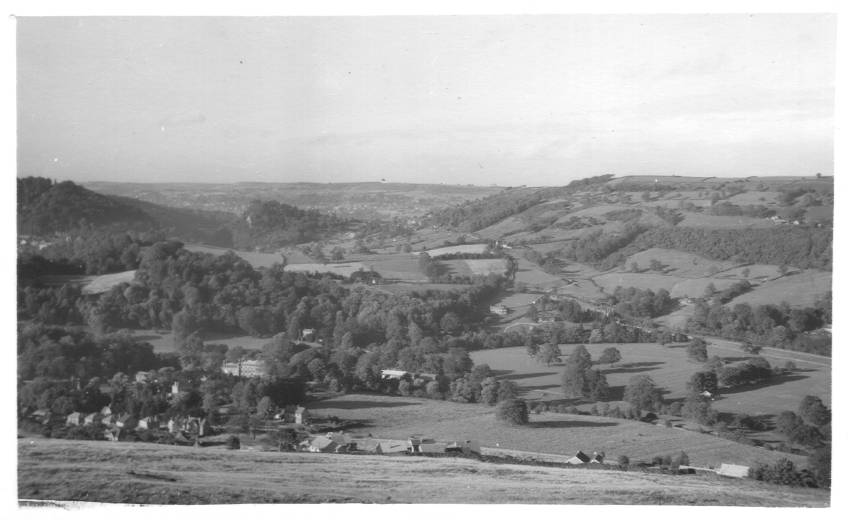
left=16, top=15, right=836, bottom=185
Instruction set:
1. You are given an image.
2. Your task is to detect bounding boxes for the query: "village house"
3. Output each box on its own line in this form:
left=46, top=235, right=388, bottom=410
left=83, top=412, right=102, bottom=426
left=115, top=413, right=135, bottom=429
left=489, top=304, right=509, bottom=316
left=295, top=406, right=309, bottom=425
left=300, top=328, right=317, bottom=342
left=381, top=369, right=410, bottom=380
left=137, top=416, right=159, bottom=430
left=65, top=412, right=83, bottom=426
left=221, top=358, right=268, bottom=378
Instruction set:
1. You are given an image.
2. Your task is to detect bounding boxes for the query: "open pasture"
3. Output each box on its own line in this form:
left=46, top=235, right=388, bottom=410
left=284, top=262, right=367, bottom=277
left=346, top=253, right=427, bottom=282
left=623, top=248, right=736, bottom=279
left=442, top=258, right=507, bottom=277
left=470, top=341, right=830, bottom=419
left=726, top=270, right=831, bottom=309
left=425, top=243, right=489, bottom=257
left=184, top=243, right=285, bottom=268
left=128, top=329, right=271, bottom=354
left=677, top=212, right=773, bottom=229
left=81, top=270, right=137, bottom=295
left=311, top=393, right=806, bottom=468
left=18, top=438, right=827, bottom=506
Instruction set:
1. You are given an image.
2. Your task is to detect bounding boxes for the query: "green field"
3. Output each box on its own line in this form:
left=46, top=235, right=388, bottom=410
left=18, top=438, right=828, bottom=505
left=130, top=329, right=272, bottom=354
left=470, top=341, right=830, bottom=419
left=726, top=270, right=832, bottom=308
left=307, top=393, right=807, bottom=468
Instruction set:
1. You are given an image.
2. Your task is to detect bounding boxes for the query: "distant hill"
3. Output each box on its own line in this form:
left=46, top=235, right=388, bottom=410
left=83, top=180, right=505, bottom=220
left=18, top=178, right=155, bottom=235
left=17, top=177, right=238, bottom=246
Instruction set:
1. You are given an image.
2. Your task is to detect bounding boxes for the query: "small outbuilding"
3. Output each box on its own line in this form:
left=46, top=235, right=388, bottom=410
left=566, top=450, right=591, bottom=464
left=717, top=463, right=750, bottom=478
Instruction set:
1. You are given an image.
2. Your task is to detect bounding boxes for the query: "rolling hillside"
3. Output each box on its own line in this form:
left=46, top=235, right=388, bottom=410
left=18, top=438, right=829, bottom=506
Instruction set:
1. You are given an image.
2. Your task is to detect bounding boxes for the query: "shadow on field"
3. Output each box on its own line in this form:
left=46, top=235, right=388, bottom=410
left=717, top=374, right=810, bottom=396
left=529, top=420, right=618, bottom=428
left=522, top=384, right=560, bottom=392
left=500, top=372, right=557, bottom=381
left=133, top=334, right=164, bottom=342
left=309, top=400, right=422, bottom=410
left=601, top=361, right=664, bottom=375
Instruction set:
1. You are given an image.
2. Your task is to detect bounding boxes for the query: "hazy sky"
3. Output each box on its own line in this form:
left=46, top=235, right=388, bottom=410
left=17, top=15, right=835, bottom=185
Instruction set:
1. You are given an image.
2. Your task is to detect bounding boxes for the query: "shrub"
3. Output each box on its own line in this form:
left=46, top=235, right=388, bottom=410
left=617, top=455, right=630, bottom=469
left=496, top=399, right=529, bottom=425
left=227, top=435, right=241, bottom=450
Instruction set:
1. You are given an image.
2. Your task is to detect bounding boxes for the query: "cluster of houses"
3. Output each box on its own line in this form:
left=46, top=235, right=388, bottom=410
left=298, top=432, right=482, bottom=456
left=55, top=406, right=211, bottom=442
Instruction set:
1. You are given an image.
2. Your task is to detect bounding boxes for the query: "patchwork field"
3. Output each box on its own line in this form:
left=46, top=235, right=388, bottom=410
left=184, top=243, right=284, bottom=268
left=677, top=213, right=773, bottom=229
left=284, top=262, right=367, bottom=277
left=623, top=248, right=736, bottom=278
left=726, top=270, right=832, bottom=308
left=81, top=270, right=137, bottom=295
left=425, top=243, right=489, bottom=257
left=470, top=341, right=830, bottom=418
left=129, top=329, right=272, bottom=354
left=308, top=394, right=807, bottom=468
left=443, top=258, right=507, bottom=277
left=18, top=439, right=828, bottom=505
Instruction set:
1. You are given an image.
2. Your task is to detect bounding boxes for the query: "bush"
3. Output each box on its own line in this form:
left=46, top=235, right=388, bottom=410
left=227, top=435, right=241, bottom=450
left=496, top=399, right=529, bottom=425
left=617, top=455, right=630, bottom=469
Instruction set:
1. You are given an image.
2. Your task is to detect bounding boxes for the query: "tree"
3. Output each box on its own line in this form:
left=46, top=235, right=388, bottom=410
left=623, top=375, right=663, bottom=411
left=330, top=246, right=345, bottom=261
left=809, top=445, right=831, bottom=488
left=496, top=399, right=529, bottom=425
left=497, top=380, right=520, bottom=402
left=686, top=371, right=718, bottom=395
left=686, top=338, right=708, bottom=363
left=536, top=341, right=562, bottom=366
left=682, top=394, right=717, bottom=425
left=598, top=347, right=622, bottom=366
left=561, top=345, right=593, bottom=398
left=798, top=396, right=831, bottom=427
left=741, top=341, right=762, bottom=355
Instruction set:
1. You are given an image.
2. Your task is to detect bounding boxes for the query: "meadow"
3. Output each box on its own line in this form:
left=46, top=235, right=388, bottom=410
left=308, top=393, right=807, bottom=468
left=470, top=341, right=830, bottom=418
left=18, top=438, right=828, bottom=505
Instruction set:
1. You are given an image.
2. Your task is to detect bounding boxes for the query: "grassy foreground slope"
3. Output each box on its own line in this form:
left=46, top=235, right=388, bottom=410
left=18, top=439, right=828, bottom=506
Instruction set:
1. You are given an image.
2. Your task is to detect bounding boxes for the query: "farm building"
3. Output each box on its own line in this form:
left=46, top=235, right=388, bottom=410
left=304, top=436, right=338, bottom=453
left=446, top=440, right=481, bottom=455
left=590, top=451, right=605, bottom=463
left=354, top=438, right=382, bottom=453
left=717, top=463, right=750, bottom=478
left=377, top=440, right=408, bottom=453
left=83, top=412, right=101, bottom=425
left=566, top=451, right=591, bottom=464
